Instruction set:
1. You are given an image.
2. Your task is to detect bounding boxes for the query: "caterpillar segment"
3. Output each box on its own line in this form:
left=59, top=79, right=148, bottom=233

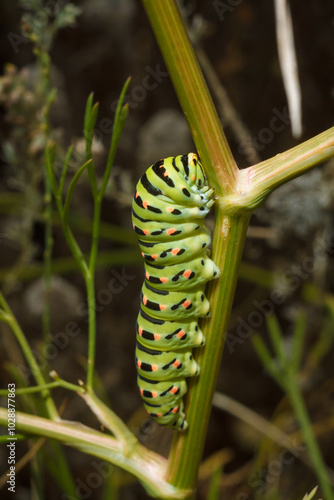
left=132, top=153, right=219, bottom=430
left=138, top=227, right=211, bottom=265
left=136, top=308, right=205, bottom=350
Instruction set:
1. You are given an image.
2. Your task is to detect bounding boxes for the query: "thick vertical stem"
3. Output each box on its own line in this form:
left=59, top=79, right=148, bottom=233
left=141, top=0, right=238, bottom=195
left=167, top=210, right=250, bottom=492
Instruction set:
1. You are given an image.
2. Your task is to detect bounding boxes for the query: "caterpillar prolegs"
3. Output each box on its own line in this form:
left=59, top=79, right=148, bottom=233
left=132, top=153, right=220, bottom=430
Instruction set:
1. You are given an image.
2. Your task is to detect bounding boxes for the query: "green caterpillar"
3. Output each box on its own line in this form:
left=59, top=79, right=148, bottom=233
left=132, top=153, right=219, bottom=430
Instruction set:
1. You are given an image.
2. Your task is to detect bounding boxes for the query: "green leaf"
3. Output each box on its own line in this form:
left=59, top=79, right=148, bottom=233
left=83, top=94, right=99, bottom=196
left=84, top=93, right=94, bottom=136
left=266, top=315, right=286, bottom=367
left=59, top=145, right=74, bottom=196
left=290, top=313, right=307, bottom=373
left=99, top=77, right=131, bottom=197
left=206, top=466, right=223, bottom=500
left=45, top=142, right=58, bottom=197
left=63, top=159, right=93, bottom=224
left=252, top=334, right=284, bottom=387
left=302, top=486, right=318, bottom=500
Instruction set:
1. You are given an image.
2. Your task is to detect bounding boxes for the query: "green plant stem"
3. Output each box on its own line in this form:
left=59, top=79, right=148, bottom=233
left=0, top=379, right=82, bottom=397
left=167, top=211, right=250, bottom=495
left=0, top=248, right=141, bottom=284
left=0, top=408, right=187, bottom=499
left=285, top=380, right=334, bottom=500
left=85, top=271, right=97, bottom=389
left=0, top=292, right=57, bottom=420
left=79, top=387, right=138, bottom=453
left=141, top=0, right=238, bottom=195
left=234, top=126, right=334, bottom=210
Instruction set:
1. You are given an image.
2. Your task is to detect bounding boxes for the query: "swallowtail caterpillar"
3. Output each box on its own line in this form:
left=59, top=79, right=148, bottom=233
left=132, top=153, right=219, bottom=430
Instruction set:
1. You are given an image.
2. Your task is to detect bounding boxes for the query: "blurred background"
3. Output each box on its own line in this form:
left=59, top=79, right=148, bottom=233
left=0, top=1, right=334, bottom=499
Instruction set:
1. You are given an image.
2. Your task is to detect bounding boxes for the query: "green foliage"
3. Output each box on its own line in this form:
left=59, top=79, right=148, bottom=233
left=253, top=315, right=334, bottom=500
left=303, top=486, right=319, bottom=500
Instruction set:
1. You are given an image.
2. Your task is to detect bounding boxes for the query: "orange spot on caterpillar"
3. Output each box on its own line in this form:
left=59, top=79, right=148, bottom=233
left=141, top=252, right=145, bottom=258
left=173, top=360, right=180, bottom=368
left=140, top=388, right=144, bottom=395
left=177, top=330, right=185, bottom=338
left=182, top=300, right=191, bottom=308
left=143, top=296, right=147, bottom=305
left=157, top=413, right=163, bottom=417
left=152, top=364, right=158, bottom=371
left=160, top=277, right=168, bottom=283
left=183, top=269, right=192, bottom=278
left=192, top=174, right=196, bottom=181
left=135, top=191, right=139, bottom=198
left=170, top=386, right=178, bottom=394
left=172, top=406, right=179, bottom=414
left=152, top=254, right=158, bottom=260
left=143, top=229, right=149, bottom=235
left=171, top=248, right=180, bottom=255
left=143, top=200, right=148, bottom=209
left=152, top=391, right=158, bottom=398
left=166, top=207, right=174, bottom=212
left=167, top=228, right=176, bottom=235
left=137, top=360, right=142, bottom=368
left=146, top=271, right=150, bottom=279
left=154, top=333, right=161, bottom=340
left=163, top=171, right=168, bottom=177
left=159, top=304, right=167, bottom=310
left=138, top=327, right=143, bottom=336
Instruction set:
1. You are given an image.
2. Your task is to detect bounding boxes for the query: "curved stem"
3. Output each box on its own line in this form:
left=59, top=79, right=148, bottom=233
left=0, top=292, right=58, bottom=420
left=0, top=408, right=187, bottom=500
left=234, top=126, right=334, bottom=210
left=285, top=381, right=334, bottom=500
left=141, top=0, right=238, bottom=195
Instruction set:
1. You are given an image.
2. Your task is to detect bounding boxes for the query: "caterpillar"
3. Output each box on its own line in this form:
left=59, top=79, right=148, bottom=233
left=132, top=153, right=220, bottom=431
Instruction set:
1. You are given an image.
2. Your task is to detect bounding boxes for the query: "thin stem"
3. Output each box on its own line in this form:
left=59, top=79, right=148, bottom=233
left=235, top=126, right=334, bottom=210
left=167, top=211, right=250, bottom=493
left=0, top=382, right=60, bottom=396
left=0, top=292, right=58, bottom=419
left=0, top=248, right=141, bottom=284
left=79, top=387, right=138, bottom=453
left=285, top=380, right=334, bottom=500
left=85, top=272, right=96, bottom=390
left=0, top=408, right=186, bottom=499
left=141, top=0, right=238, bottom=195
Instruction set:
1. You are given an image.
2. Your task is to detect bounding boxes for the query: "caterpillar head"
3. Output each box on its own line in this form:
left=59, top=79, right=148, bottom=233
left=183, top=153, right=207, bottom=190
